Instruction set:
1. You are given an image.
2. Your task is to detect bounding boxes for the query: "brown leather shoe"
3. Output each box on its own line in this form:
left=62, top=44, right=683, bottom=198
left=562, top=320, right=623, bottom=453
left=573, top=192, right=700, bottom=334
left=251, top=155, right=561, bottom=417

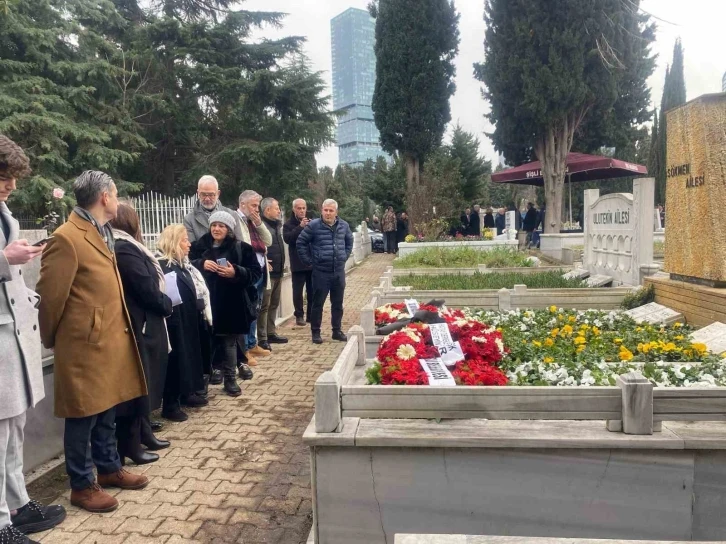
left=248, top=345, right=270, bottom=357
left=70, top=483, right=118, bottom=513
left=244, top=351, right=259, bottom=366
left=97, top=468, right=149, bottom=490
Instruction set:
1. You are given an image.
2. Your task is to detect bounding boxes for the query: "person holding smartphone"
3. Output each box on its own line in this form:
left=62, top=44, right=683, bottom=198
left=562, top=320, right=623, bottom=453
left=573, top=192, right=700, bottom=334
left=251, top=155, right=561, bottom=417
left=190, top=211, right=261, bottom=396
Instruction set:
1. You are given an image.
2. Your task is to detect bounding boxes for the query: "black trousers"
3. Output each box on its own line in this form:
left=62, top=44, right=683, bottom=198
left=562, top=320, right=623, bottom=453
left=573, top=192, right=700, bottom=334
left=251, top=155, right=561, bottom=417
left=64, top=408, right=122, bottom=490
left=213, top=335, right=238, bottom=378
left=292, top=270, right=313, bottom=320
left=310, top=269, right=345, bottom=334
left=385, top=231, right=397, bottom=253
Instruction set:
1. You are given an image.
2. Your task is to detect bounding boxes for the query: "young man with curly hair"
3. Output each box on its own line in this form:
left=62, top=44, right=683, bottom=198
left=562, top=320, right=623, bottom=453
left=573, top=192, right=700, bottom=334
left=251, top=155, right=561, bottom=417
left=0, top=135, right=66, bottom=543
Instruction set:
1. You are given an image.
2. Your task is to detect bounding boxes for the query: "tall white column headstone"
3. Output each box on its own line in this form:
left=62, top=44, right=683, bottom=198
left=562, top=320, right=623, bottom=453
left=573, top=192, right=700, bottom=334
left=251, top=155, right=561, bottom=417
left=505, top=211, right=516, bottom=240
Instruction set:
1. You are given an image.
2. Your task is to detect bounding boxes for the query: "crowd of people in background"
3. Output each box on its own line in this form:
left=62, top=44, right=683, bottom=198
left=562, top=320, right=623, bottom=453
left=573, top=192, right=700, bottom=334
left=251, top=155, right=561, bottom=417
left=0, top=134, right=356, bottom=539
left=378, top=206, right=409, bottom=254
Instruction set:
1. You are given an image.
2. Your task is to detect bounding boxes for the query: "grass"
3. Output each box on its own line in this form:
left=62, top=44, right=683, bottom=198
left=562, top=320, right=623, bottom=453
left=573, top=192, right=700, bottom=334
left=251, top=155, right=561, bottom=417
left=620, top=284, right=655, bottom=309
left=393, top=247, right=533, bottom=269
left=392, top=270, right=586, bottom=290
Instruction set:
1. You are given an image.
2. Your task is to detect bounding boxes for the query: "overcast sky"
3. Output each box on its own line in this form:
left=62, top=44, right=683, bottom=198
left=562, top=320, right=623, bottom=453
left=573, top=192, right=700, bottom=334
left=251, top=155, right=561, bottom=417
left=241, top=0, right=726, bottom=168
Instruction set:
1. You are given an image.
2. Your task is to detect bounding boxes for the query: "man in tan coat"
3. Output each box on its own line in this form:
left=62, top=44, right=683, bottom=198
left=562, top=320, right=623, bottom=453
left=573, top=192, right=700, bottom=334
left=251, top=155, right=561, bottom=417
left=37, top=171, right=149, bottom=514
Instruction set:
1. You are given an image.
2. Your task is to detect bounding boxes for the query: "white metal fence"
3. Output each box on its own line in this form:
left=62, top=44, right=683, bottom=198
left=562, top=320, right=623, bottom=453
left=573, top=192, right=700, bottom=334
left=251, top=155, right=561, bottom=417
left=129, top=192, right=197, bottom=249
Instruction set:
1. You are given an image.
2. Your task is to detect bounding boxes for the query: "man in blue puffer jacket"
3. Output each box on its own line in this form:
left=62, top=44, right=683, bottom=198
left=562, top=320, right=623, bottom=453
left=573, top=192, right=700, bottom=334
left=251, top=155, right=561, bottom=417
left=297, top=199, right=354, bottom=345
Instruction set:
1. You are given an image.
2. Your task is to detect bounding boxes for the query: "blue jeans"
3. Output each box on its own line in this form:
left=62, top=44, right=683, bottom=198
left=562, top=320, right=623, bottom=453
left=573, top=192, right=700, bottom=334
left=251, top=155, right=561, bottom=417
left=246, top=274, right=265, bottom=350
left=64, top=407, right=122, bottom=490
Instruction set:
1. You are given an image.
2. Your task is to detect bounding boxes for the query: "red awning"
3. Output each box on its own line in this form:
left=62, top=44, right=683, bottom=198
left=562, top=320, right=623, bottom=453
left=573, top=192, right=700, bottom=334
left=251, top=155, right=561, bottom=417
left=491, top=152, right=648, bottom=186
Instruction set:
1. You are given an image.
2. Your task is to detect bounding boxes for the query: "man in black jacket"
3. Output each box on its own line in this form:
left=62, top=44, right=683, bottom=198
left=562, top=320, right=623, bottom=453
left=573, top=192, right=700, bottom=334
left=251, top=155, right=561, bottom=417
left=258, top=197, right=288, bottom=351
left=523, top=202, right=539, bottom=246
left=297, top=199, right=353, bottom=345
left=283, top=198, right=313, bottom=327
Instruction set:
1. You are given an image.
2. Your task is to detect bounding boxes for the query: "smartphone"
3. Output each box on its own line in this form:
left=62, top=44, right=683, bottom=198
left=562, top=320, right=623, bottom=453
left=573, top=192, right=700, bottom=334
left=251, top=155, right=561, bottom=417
left=216, top=258, right=228, bottom=267
left=32, top=237, right=53, bottom=247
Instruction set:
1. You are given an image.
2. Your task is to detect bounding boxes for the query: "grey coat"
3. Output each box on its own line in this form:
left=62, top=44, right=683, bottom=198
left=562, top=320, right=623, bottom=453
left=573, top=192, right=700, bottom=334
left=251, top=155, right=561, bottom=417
left=0, top=202, right=44, bottom=420
left=184, top=200, right=243, bottom=242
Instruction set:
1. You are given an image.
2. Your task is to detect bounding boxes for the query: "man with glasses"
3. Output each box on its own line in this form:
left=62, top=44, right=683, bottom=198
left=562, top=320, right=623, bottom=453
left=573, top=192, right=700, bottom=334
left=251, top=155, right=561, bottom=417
left=184, top=175, right=242, bottom=242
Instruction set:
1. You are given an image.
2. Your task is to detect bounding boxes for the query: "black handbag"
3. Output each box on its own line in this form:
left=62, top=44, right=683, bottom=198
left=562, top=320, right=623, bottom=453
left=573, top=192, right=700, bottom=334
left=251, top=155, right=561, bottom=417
left=235, top=242, right=260, bottom=323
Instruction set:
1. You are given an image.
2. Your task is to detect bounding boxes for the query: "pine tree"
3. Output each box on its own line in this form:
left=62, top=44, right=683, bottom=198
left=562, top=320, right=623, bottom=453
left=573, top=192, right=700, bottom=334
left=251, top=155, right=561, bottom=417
left=448, top=124, right=491, bottom=205
left=369, top=0, right=460, bottom=226
left=475, top=0, right=655, bottom=232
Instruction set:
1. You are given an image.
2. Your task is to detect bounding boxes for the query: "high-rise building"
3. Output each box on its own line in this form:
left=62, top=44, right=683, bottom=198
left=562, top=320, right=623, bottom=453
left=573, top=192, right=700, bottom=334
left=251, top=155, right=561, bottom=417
left=331, top=8, right=385, bottom=166
left=722, top=71, right=726, bottom=92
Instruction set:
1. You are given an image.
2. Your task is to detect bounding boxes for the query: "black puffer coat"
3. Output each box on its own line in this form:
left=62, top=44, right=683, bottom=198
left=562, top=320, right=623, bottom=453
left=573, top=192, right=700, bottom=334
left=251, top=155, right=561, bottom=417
left=262, top=216, right=285, bottom=278
left=191, top=234, right=262, bottom=335
left=296, top=217, right=353, bottom=274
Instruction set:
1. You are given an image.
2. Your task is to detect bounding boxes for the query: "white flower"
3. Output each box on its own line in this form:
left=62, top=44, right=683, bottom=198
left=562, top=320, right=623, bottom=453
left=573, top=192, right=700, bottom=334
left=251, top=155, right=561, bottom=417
left=472, top=336, right=487, bottom=343
left=495, top=338, right=505, bottom=354
left=580, top=369, right=595, bottom=386
left=396, top=344, right=417, bottom=360
left=52, top=187, right=65, bottom=199
left=673, top=367, right=685, bottom=380
left=404, top=330, right=421, bottom=343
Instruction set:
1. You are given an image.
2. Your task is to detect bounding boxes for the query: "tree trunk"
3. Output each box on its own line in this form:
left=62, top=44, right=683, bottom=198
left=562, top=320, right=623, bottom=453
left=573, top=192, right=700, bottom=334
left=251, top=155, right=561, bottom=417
left=403, top=153, right=422, bottom=229
left=534, top=109, right=587, bottom=234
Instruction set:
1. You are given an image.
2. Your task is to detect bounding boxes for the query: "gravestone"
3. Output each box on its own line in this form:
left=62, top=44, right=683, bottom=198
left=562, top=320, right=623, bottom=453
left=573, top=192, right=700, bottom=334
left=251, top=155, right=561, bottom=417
left=585, top=274, right=613, bottom=287
left=505, top=211, right=517, bottom=240
left=665, top=93, right=726, bottom=287
left=624, top=302, right=683, bottom=325
left=690, top=322, right=726, bottom=356
left=563, top=268, right=590, bottom=281
left=583, top=178, right=654, bottom=286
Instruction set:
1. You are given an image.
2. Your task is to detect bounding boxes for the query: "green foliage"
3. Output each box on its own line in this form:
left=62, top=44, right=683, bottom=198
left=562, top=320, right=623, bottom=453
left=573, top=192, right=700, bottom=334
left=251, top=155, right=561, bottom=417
left=371, top=0, right=459, bottom=161
left=654, top=39, right=686, bottom=205
left=365, top=361, right=382, bottom=385
left=448, top=124, right=491, bottom=205
left=394, top=247, right=533, bottom=269
left=620, top=284, right=655, bottom=310
left=393, top=270, right=581, bottom=290
left=475, top=0, right=655, bottom=232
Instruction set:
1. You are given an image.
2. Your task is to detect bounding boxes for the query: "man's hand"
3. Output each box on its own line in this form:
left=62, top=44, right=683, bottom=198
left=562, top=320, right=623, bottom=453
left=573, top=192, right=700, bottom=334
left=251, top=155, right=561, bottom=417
left=301, top=217, right=310, bottom=227
left=267, top=258, right=273, bottom=272
left=203, top=260, right=220, bottom=273
left=217, top=263, right=236, bottom=278
left=249, top=210, right=262, bottom=226
left=3, top=240, right=44, bottom=265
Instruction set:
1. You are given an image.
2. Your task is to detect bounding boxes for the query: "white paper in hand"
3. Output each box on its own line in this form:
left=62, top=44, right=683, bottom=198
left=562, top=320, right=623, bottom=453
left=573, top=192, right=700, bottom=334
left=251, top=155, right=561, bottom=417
left=164, top=271, right=183, bottom=307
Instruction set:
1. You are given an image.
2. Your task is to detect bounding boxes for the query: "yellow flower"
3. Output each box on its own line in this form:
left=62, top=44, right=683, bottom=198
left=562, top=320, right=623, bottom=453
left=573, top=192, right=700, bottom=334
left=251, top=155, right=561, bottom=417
left=562, top=324, right=574, bottom=336
left=576, top=344, right=586, bottom=353
left=532, top=340, right=542, bottom=348
left=574, top=336, right=586, bottom=345
left=551, top=328, right=560, bottom=337
left=544, top=338, right=554, bottom=347
left=557, top=315, right=564, bottom=321
left=496, top=328, right=502, bottom=332
left=549, top=305, right=557, bottom=313
left=675, top=335, right=684, bottom=341
left=635, top=327, right=643, bottom=332
left=614, top=338, right=623, bottom=344
left=543, top=356, right=554, bottom=364
left=568, top=315, right=576, bottom=323
left=674, top=322, right=683, bottom=328
left=592, top=327, right=601, bottom=336
left=638, top=342, right=650, bottom=354
left=692, top=342, right=708, bottom=355
left=619, top=346, right=634, bottom=361
left=663, top=342, right=677, bottom=353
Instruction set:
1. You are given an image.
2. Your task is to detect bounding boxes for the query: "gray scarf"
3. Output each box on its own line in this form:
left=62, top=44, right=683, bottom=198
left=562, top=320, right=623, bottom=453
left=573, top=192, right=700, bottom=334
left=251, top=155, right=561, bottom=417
left=74, top=206, right=114, bottom=251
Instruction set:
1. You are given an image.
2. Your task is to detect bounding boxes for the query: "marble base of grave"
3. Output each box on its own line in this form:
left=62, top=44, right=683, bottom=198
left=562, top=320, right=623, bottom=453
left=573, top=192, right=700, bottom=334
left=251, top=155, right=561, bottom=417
left=539, top=233, right=585, bottom=261
left=305, top=418, right=726, bottom=544
left=645, top=275, right=726, bottom=328
left=396, top=240, right=519, bottom=258
left=586, top=274, right=614, bottom=287
left=395, top=536, right=722, bottom=544
left=623, top=302, right=683, bottom=326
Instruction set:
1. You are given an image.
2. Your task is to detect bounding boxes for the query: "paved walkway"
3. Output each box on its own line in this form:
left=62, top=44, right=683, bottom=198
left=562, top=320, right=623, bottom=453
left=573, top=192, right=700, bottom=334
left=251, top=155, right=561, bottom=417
left=35, top=254, right=393, bottom=544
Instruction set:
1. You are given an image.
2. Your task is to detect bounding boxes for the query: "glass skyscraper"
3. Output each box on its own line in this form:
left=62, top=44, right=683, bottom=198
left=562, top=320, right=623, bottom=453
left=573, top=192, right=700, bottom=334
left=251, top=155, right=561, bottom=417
left=331, top=8, right=386, bottom=166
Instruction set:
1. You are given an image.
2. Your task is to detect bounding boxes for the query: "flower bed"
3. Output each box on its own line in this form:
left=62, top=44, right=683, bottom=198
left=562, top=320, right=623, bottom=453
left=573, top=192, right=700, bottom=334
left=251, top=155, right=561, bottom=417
left=393, top=246, right=533, bottom=269
left=368, top=305, right=726, bottom=388
left=392, top=270, right=581, bottom=290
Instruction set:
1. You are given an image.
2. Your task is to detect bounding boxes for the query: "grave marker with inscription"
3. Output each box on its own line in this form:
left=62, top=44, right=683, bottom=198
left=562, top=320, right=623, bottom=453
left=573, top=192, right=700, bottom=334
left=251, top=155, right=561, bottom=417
left=583, top=177, right=654, bottom=286
left=623, top=302, right=683, bottom=325
left=690, top=322, right=726, bottom=356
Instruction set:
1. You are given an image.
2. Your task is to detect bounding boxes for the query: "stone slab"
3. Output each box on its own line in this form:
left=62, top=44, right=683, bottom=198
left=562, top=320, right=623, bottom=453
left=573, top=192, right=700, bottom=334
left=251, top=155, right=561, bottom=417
left=623, top=302, right=683, bottom=325
left=562, top=268, right=590, bottom=280
left=586, top=274, right=614, bottom=287
left=690, top=321, right=726, bottom=356
left=396, top=537, right=720, bottom=544
left=314, top=446, right=696, bottom=543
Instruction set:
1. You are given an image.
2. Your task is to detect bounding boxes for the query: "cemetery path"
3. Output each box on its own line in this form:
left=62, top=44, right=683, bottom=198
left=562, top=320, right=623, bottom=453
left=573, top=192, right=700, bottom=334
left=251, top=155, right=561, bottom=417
left=34, top=253, right=393, bottom=544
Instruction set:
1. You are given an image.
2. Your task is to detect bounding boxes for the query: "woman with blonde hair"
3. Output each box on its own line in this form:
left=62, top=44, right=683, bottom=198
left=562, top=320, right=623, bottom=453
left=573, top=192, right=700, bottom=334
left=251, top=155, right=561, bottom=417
left=156, top=225, right=209, bottom=421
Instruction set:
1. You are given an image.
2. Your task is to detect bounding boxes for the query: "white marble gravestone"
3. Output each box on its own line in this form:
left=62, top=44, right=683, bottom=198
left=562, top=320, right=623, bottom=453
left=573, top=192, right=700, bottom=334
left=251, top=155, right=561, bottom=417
left=691, top=322, right=726, bottom=356
left=505, top=211, right=517, bottom=240
left=583, top=178, right=654, bottom=286
left=624, top=302, right=683, bottom=325
left=563, top=268, right=590, bottom=280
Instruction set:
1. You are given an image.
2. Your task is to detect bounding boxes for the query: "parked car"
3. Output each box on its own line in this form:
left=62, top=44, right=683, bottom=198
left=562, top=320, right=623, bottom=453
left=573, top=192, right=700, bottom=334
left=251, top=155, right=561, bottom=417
left=369, top=228, right=384, bottom=253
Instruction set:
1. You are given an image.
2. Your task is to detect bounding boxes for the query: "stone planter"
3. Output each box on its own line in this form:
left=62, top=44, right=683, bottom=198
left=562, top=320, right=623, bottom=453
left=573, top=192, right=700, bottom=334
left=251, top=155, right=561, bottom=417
left=397, top=240, right=518, bottom=258
left=539, top=233, right=585, bottom=261
left=304, top=331, right=726, bottom=544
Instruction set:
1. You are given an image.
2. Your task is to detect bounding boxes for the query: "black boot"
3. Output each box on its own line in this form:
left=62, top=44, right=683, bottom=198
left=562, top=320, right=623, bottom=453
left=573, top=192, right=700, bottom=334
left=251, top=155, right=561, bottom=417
left=209, top=368, right=223, bottom=385
left=140, top=416, right=170, bottom=451
left=196, top=374, right=210, bottom=398
left=223, top=376, right=242, bottom=397
left=312, top=332, right=323, bottom=344
left=10, top=500, right=66, bottom=535
left=237, top=362, right=254, bottom=381
left=119, top=448, right=159, bottom=466
left=332, top=330, right=348, bottom=342
left=0, top=526, right=39, bottom=543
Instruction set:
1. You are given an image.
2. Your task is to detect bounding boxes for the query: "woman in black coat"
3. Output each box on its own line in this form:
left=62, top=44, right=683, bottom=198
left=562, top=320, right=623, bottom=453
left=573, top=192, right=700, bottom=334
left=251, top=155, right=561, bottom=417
left=483, top=208, right=495, bottom=229
left=190, top=211, right=262, bottom=397
left=157, top=224, right=208, bottom=421
left=111, top=204, right=173, bottom=465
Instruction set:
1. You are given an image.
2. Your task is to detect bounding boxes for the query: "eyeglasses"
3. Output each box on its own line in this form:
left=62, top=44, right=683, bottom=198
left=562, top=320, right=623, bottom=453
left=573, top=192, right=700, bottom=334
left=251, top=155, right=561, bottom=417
left=199, top=192, right=217, bottom=198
